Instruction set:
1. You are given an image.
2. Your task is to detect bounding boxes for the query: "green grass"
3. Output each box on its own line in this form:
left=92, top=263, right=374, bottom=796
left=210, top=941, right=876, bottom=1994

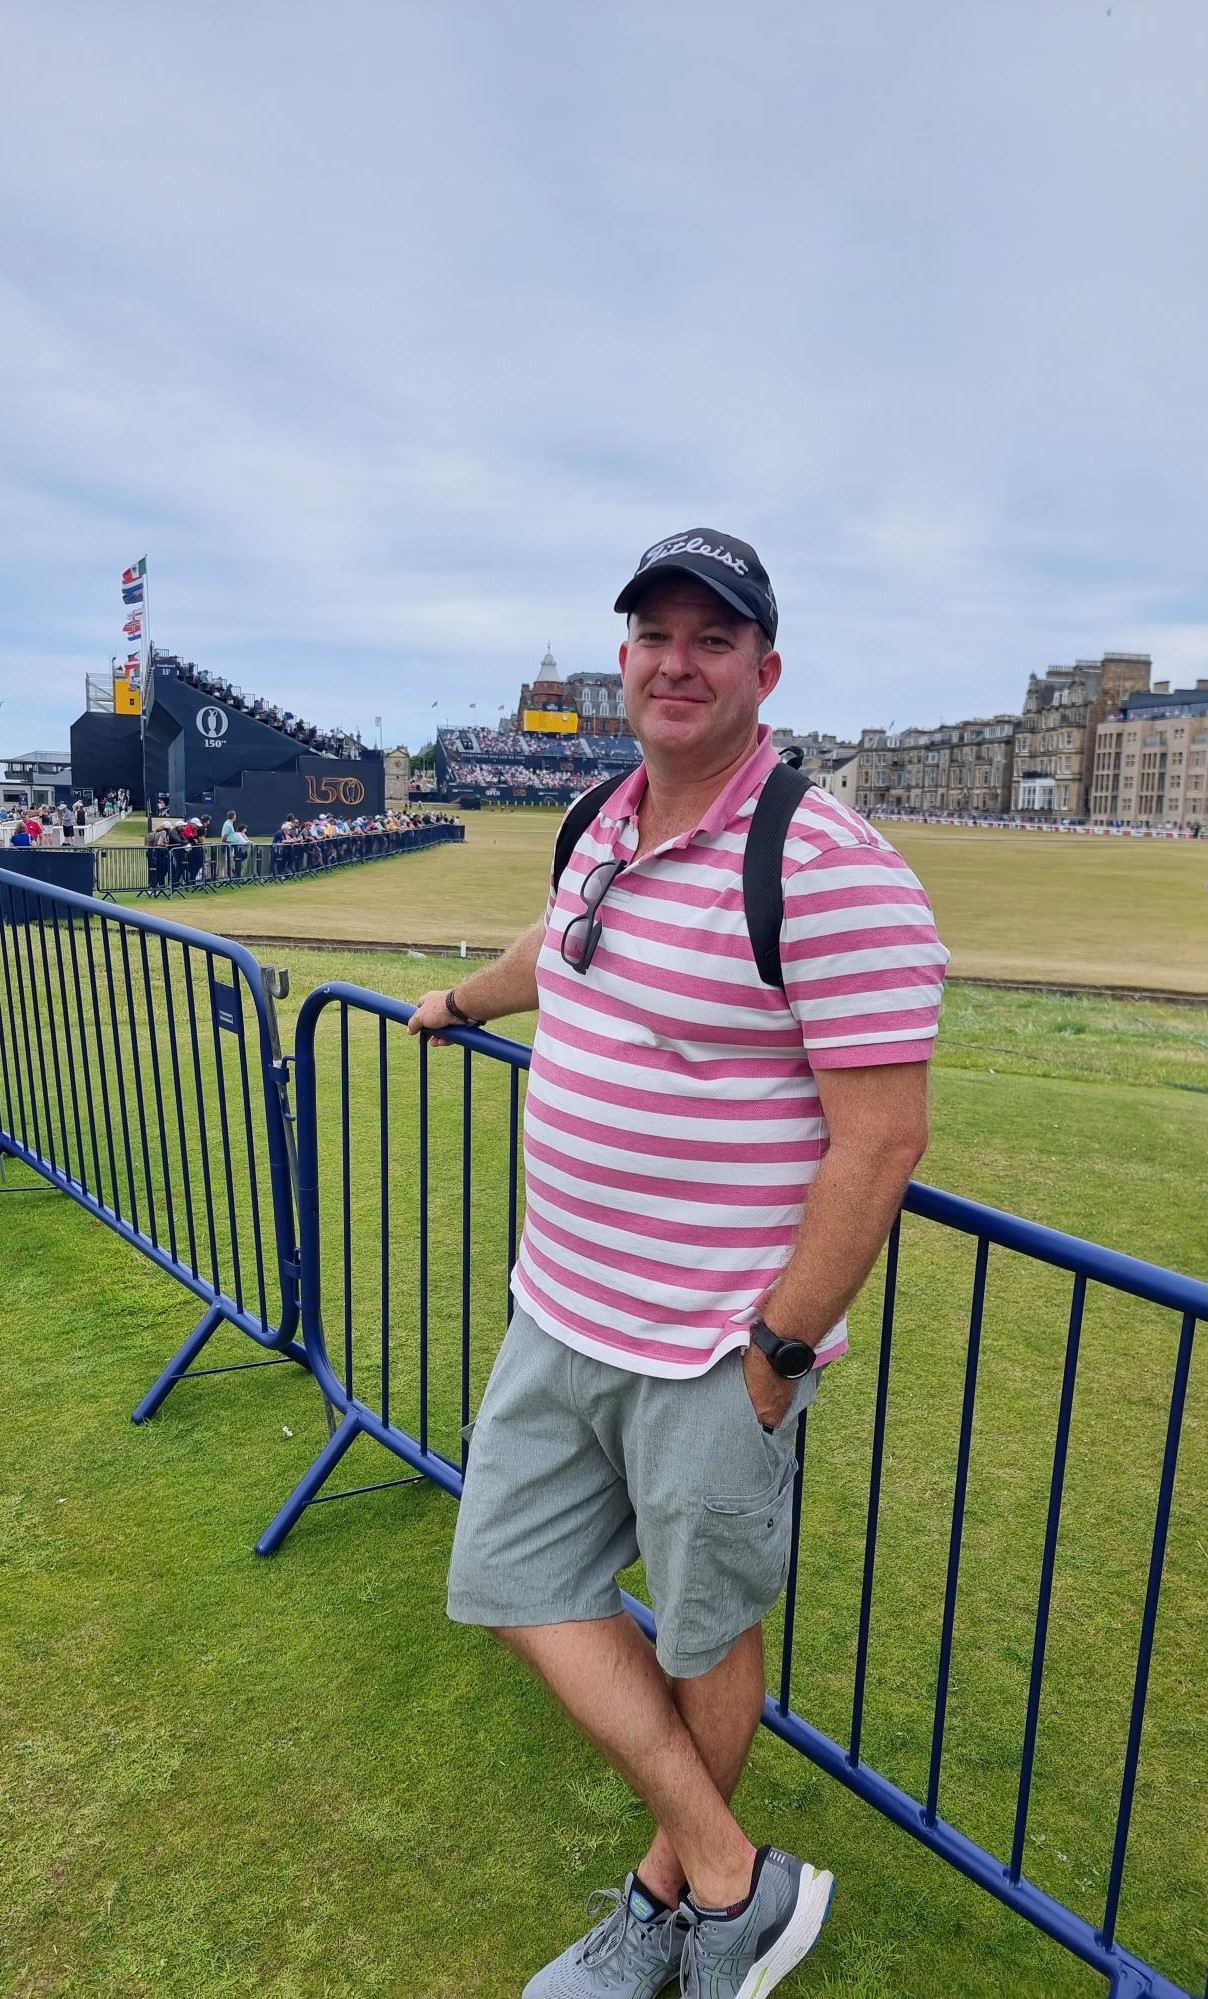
left=98, top=814, right=149, bottom=844
left=134, top=808, right=1208, bottom=994
left=3, top=953, right=1207, bottom=1998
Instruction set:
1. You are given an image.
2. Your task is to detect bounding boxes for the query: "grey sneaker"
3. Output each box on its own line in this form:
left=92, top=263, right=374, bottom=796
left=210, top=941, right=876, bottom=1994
left=522, top=1873, right=688, bottom=1997
left=678, top=1847, right=834, bottom=1998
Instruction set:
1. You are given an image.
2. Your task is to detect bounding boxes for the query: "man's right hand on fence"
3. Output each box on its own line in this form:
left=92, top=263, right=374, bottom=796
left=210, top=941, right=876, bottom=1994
left=408, top=990, right=461, bottom=1042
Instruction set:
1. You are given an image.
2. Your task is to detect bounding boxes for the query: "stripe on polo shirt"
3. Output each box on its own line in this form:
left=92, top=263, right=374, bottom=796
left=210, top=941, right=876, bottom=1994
left=511, top=729, right=949, bottom=1379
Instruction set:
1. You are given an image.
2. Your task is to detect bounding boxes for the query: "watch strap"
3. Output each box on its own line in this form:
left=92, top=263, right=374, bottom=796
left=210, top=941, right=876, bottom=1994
left=445, top=988, right=484, bottom=1028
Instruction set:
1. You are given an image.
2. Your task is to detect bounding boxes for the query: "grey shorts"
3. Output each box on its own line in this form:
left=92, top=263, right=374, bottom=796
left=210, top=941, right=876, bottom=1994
left=447, top=1304, right=817, bottom=1678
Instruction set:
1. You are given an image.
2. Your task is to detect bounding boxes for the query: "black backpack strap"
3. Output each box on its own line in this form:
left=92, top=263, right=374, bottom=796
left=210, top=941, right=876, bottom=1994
left=551, top=771, right=631, bottom=894
left=743, top=760, right=816, bottom=989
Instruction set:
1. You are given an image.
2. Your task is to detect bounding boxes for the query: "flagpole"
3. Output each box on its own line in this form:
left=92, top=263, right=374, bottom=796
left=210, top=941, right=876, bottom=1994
left=142, top=556, right=152, bottom=676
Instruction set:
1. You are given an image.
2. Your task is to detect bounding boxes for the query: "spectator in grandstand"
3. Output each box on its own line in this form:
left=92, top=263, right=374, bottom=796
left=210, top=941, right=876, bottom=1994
left=411, top=529, right=947, bottom=1998
left=9, top=821, right=32, bottom=848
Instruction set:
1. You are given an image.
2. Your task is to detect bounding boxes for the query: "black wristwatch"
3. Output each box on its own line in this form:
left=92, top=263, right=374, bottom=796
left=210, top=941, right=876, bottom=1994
left=445, top=988, right=483, bottom=1028
left=749, top=1316, right=818, bottom=1380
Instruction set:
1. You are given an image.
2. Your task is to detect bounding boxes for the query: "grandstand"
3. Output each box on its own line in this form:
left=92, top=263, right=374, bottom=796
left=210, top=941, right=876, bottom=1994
left=436, top=724, right=641, bottom=804
left=138, top=650, right=385, bottom=834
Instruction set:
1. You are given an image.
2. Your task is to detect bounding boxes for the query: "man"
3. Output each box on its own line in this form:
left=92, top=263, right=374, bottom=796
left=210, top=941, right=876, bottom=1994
left=409, top=531, right=948, bottom=1998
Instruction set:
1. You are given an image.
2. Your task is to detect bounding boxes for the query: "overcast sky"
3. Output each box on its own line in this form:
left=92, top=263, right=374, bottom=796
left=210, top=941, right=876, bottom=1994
left=2, top=0, right=1206, bottom=758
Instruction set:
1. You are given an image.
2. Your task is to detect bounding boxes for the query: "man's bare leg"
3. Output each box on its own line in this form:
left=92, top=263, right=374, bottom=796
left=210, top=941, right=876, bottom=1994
left=496, top=1613, right=760, bottom=1909
left=636, top=1621, right=766, bottom=1906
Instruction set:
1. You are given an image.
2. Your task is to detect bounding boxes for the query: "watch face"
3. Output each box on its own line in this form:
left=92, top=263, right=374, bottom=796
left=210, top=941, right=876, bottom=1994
left=776, top=1344, right=814, bottom=1379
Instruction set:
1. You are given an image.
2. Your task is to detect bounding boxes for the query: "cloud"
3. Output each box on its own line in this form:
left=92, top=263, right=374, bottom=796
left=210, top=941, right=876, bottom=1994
left=1, top=0, right=1206, bottom=755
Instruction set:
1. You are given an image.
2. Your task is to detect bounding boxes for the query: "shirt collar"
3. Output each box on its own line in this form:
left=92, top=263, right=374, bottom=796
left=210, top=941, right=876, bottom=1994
left=599, top=723, right=780, bottom=846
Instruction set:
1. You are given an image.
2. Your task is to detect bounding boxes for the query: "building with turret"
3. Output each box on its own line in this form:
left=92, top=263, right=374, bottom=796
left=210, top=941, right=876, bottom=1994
left=1011, top=653, right=1150, bottom=817
left=516, top=649, right=627, bottom=736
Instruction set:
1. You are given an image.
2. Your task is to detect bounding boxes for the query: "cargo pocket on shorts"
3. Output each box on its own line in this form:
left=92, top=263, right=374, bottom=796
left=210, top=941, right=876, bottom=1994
left=677, top=1452, right=797, bottom=1657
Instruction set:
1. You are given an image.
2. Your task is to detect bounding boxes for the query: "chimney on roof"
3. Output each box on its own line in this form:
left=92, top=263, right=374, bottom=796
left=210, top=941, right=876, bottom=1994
left=1196, top=679, right=1208, bottom=691
left=1153, top=680, right=1169, bottom=693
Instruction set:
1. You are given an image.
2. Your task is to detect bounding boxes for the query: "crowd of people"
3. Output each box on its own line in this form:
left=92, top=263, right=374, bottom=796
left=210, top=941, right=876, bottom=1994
left=269, top=807, right=459, bottom=856
left=437, top=726, right=641, bottom=802
left=140, top=806, right=461, bottom=887
left=869, top=808, right=1206, bottom=837
left=445, top=761, right=584, bottom=793
left=157, top=657, right=364, bottom=760
left=0, top=791, right=130, bottom=845
left=440, top=727, right=601, bottom=763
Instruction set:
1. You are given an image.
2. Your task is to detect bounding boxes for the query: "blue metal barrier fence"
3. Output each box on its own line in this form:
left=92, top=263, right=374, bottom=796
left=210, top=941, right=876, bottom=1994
left=261, top=980, right=1206, bottom=1999
left=0, top=868, right=306, bottom=1416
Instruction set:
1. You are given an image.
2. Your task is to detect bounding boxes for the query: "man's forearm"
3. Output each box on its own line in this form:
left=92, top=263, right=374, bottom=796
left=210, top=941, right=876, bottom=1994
left=450, top=917, right=546, bottom=1023
left=759, top=1139, right=923, bottom=1350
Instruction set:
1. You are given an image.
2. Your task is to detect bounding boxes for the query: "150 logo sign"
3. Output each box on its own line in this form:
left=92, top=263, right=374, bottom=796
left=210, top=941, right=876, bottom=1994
left=196, top=706, right=229, bottom=747
left=304, top=774, right=366, bottom=806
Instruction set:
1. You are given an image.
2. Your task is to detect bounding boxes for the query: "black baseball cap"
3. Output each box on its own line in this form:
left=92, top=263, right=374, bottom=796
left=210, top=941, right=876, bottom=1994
left=614, top=529, right=778, bottom=643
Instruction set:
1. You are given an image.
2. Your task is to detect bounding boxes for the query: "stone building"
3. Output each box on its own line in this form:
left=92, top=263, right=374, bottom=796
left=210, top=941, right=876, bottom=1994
left=1089, top=680, right=1208, bottom=828
left=814, top=750, right=859, bottom=806
left=771, top=729, right=857, bottom=781
left=563, top=671, right=627, bottom=736
left=1010, top=653, right=1150, bottom=817
left=384, top=747, right=411, bottom=807
left=855, top=715, right=1017, bottom=818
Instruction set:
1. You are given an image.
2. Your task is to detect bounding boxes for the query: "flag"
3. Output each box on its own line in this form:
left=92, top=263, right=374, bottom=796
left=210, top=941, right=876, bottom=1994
left=125, top=653, right=141, bottom=670
left=122, top=583, right=144, bottom=605
left=121, top=558, right=147, bottom=585
left=123, top=615, right=142, bottom=637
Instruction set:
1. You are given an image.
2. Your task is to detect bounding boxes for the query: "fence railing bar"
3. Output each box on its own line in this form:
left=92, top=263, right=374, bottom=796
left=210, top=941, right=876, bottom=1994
left=906, top=1182, right=1208, bottom=1322
left=926, top=1232, right=990, bottom=1827
left=83, top=916, right=122, bottom=1221
left=0, top=900, right=29, bottom=1150
left=159, top=936, right=200, bottom=1280
left=418, top=1030, right=430, bottom=1457
left=66, top=912, right=104, bottom=1203
left=778, top=1404, right=810, bottom=1715
left=507, top=1064, right=520, bottom=1326
left=206, top=956, right=244, bottom=1314
left=1100, top=1308, right=1198, bottom=1950
left=379, top=1015, right=390, bottom=1430
left=183, top=945, right=221, bottom=1293
left=49, top=908, right=87, bottom=1199
left=850, top=1212, right=902, bottom=1766
left=19, top=905, right=56, bottom=1174
left=1010, top=1272, right=1086, bottom=1883
left=139, top=928, right=179, bottom=1265
left=118, top=923, right=158, bottom=1247
left=340, top=1004, right=353, bottom=1397
left=461, top=1046, right=473, bottom=1475
left=34, top=909, right=73, bottom=1181
left=234, top=978, right=270, bottom=1332
left=100, top=920, right=142, bottom=1231
left=12, top=900, right=47, bottom=1161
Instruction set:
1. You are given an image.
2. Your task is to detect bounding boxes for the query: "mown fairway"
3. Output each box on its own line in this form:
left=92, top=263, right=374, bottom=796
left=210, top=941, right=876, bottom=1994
left=3, top=940, right=1206, bottom=1999
left=141, top=808, right=1208, bottom=993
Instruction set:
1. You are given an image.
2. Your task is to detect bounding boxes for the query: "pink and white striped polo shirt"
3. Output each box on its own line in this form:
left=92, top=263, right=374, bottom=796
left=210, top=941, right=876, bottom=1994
left=511, top=725, right=949, bottom=1379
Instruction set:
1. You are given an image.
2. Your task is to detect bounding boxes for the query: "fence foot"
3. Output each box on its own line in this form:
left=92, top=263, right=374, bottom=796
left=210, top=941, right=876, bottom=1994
left=255, top=1412, right=362, bottom=1556
left=131, top=1303, right=225, bottom=1423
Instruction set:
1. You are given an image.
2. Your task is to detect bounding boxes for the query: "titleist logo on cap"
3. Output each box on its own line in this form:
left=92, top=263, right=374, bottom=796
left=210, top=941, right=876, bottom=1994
left=638, top=534, right=750, bottom=580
